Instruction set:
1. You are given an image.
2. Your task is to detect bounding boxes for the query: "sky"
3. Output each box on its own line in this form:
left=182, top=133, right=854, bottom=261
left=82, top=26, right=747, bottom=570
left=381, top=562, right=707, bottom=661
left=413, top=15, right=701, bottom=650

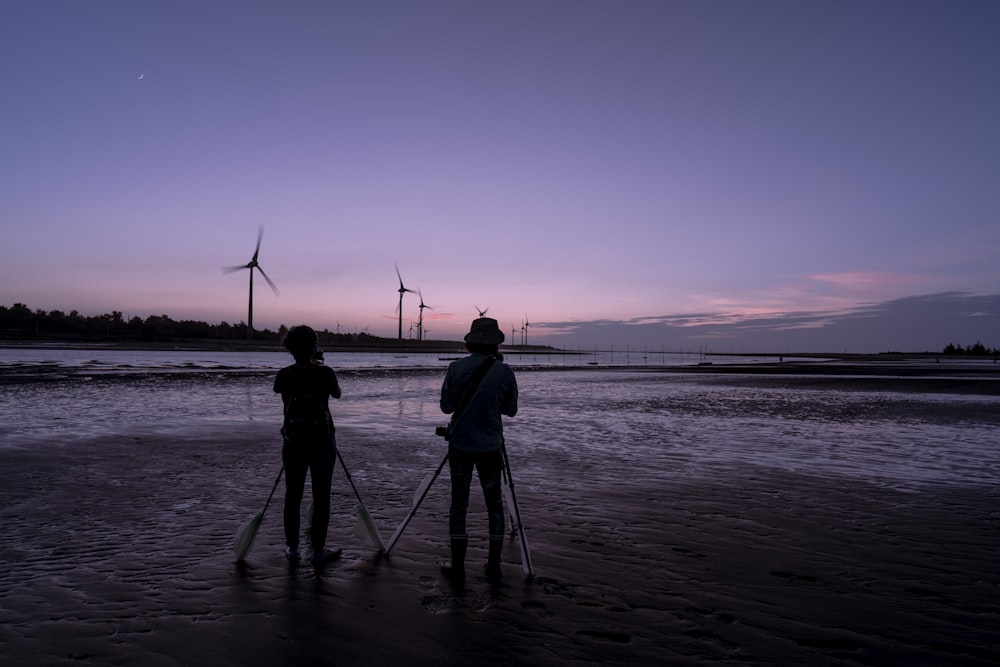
left=2, top=1, right=998, bottom=353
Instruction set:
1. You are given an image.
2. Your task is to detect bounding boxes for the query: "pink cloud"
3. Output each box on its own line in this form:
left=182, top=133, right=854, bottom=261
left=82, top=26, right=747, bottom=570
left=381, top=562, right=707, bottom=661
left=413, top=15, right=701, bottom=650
left=807, top=271, right=935, bottom=294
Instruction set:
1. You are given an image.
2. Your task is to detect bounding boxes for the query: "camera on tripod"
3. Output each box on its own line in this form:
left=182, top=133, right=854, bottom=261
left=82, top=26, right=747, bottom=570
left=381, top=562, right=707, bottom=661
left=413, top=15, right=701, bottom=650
left=434, top=425, right=451, bottom=441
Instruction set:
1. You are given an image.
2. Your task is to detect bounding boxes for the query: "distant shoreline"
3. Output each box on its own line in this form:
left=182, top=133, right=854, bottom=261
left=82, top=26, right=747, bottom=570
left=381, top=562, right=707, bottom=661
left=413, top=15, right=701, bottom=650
left=3, top=337, right=997, bottom=361
left=0, top=337, right=564, bottom=355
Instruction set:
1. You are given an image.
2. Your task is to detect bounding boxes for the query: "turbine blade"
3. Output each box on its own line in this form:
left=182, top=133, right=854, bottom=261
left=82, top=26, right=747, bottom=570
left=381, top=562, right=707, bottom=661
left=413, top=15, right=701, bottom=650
left=394, top=263, right=417, bottom=294
left=257, top=266, right=279, bottom=296
left=222, top=264, right=251, bottom=274
left=253, top=226, right=264, bottom=261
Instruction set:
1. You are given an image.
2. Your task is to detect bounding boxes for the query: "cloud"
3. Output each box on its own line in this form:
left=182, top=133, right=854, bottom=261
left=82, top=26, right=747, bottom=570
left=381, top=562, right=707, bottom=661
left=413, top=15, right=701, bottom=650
left=808, top=271, right=904, bottom=291
left=535, top=292, right=1000, bottom=353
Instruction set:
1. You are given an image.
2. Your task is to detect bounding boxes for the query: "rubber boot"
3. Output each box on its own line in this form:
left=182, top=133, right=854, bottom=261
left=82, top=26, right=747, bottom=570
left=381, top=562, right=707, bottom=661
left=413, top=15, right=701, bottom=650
left=440, top=538, right=467, bottom=582
left=485, top=538, right=503, bottom=580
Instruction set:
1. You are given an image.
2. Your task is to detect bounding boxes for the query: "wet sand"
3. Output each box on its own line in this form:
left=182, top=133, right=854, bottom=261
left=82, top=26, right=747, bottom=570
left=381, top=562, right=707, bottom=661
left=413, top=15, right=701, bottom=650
left=1, top=370, right=998, bottom=665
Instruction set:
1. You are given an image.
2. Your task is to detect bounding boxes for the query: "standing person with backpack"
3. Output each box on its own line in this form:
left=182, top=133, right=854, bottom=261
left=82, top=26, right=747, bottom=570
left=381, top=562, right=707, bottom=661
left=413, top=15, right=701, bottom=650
left=273, top=325, right=342, bottom=566
left=439, top=317, right=518, bottom=582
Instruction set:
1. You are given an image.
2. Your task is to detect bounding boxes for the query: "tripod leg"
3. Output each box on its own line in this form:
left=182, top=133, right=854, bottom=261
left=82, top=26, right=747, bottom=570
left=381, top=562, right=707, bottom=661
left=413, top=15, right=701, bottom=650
left=385, top=451, right=449, bottom=556
left=501, top=464, right=518, bottom=536
left=337, top=450, right=386, bottom=552
left=501, top=442, right=534, bottom=577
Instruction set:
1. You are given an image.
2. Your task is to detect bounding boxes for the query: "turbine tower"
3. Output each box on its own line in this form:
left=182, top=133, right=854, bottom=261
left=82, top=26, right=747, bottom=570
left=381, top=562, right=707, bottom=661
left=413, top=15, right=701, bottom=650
left=395, top=264, right=415, bottom=340
left=523, top=315, right=531, bottom=347
left=222, top=226, right=279, bottom=340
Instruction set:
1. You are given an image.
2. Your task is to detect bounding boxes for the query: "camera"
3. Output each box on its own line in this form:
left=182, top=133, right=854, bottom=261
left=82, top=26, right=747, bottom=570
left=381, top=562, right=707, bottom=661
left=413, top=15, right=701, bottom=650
left=312, top=349, right=325, bottom=363
left=435, top=426, right=451, bottom=441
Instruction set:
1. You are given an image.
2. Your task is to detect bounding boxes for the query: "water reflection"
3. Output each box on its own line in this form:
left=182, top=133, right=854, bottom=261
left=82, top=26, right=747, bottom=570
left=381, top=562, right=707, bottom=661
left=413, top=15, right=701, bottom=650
left=2, top=366, right=998, bottom=490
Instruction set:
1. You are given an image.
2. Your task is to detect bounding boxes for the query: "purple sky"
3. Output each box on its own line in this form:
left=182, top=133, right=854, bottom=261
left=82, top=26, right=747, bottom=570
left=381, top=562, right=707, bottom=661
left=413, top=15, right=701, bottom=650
left=2, top=1, right=998, bottom=352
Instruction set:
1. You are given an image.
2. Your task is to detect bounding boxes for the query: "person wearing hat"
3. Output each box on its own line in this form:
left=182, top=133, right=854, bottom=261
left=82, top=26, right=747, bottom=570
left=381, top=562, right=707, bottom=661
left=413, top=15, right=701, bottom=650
left=439, top=317, right=518, bottom=582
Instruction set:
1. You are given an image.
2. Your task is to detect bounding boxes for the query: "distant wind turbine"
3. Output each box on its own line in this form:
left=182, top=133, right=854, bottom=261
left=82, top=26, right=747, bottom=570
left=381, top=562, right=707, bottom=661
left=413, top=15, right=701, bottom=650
left=395, top=264, right=416, bottom=340
left=523, top=315, right=531, bottom=347
left=476, top=305, right=489, bottom=317
left=222, top=226, right=279, bottom=340
left=418, top=289, right=433, bottom=341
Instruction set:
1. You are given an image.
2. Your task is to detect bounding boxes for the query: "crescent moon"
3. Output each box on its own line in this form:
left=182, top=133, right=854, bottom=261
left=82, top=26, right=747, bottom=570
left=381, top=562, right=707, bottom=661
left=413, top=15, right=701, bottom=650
left=137, top=73, right=144, bottom=80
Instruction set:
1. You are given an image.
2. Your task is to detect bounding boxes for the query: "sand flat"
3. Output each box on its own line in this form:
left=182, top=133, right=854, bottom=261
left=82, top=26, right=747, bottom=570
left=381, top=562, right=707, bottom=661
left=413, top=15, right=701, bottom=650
left=1, top=365, right=998, bottom=665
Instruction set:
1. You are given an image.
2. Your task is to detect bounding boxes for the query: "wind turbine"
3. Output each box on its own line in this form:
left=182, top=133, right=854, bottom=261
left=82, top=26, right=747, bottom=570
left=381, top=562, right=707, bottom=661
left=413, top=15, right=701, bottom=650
left=511, top=323, right=517, bottom=345
left=417, top=289, right=433, bottom=341
left=523, top=315, right=531, bottom=347
left=222, top=226, right=279, bottom=340
left=395, top=264, right=416, bottom=340
left=476, top=305, right=489, bottom=317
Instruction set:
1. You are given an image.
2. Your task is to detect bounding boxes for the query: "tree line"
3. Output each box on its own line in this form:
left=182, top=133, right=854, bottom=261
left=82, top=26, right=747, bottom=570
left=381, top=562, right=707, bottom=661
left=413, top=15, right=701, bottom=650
left=942, top=341, right=997, bottom=356
left=0, top=302, right=376, bottom=346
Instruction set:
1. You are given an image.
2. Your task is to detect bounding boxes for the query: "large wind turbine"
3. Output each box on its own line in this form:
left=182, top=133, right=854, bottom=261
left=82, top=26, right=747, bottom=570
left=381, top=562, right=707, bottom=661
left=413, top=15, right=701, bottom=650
left=417, top=289, right=433, bottom=341
left=395, top=264, right=415, bottom=340
left=475, top=305, right=489, bottom=318
left=222, top=226, right=279, bottom=340
left=523, top=315, right=531, bottom=346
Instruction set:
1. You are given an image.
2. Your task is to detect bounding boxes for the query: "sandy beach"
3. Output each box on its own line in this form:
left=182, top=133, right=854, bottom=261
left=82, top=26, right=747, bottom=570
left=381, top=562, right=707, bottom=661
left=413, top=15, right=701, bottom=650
left=1, top=364, right=998, bottom=666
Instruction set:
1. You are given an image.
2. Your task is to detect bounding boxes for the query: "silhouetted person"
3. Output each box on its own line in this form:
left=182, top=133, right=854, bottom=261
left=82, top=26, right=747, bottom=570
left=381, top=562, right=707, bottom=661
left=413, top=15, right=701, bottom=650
left=439, top=317, right=518, bottom=581
left=273, top=325, right=342, bottom=566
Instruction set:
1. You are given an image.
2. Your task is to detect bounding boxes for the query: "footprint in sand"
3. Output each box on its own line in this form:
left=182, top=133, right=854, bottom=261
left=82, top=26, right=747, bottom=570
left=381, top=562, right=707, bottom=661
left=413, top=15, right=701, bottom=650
left=521, top=599, right=554, bottom=618
left=686, top=606, right=736, bottom=625
left=770, top=570, right=819, bottom=582
left=672, top=546, right=707, bottom=558
left=576, top=629, right=631, bottom=644
left=682, top=628, right=739, bottom=651
left=421, top=595, right=462, bottom=614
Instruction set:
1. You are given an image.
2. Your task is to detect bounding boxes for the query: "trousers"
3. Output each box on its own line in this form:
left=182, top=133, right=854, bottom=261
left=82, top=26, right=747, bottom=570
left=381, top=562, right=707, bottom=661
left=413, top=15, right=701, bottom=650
left=282, top=434, right=336, bottom=551
left=447, top=447, right=504, bottom=542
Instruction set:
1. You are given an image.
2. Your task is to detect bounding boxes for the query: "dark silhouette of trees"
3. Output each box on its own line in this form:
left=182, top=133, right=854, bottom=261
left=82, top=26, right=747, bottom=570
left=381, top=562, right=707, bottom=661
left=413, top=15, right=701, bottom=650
left=0, top=302, right=468, bottom=351
left=0, top=303, right=284, bottom=344
left=943, top=341, right=996, bottom=356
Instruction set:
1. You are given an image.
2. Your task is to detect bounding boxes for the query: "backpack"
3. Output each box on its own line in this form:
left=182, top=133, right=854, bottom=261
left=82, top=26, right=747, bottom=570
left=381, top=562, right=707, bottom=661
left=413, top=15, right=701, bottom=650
left=282, top=392, right=331, bottom=442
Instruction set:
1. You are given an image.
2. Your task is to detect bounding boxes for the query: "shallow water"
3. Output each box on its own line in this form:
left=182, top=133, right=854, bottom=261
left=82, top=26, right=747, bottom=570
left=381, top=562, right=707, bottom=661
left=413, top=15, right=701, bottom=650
left=2, top=364, right=998, bottom=492
left=0, top=345, right=754, bottom=372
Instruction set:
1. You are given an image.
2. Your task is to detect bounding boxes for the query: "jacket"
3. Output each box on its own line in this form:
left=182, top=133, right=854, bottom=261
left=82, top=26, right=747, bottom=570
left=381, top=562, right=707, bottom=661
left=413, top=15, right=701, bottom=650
left=440, top=352, right=518, bottom=452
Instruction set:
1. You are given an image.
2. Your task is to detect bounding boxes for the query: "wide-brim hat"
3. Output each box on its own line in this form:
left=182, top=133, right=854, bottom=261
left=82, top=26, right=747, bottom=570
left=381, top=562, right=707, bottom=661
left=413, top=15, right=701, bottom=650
left=464, top=317, right=505, bottom=345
